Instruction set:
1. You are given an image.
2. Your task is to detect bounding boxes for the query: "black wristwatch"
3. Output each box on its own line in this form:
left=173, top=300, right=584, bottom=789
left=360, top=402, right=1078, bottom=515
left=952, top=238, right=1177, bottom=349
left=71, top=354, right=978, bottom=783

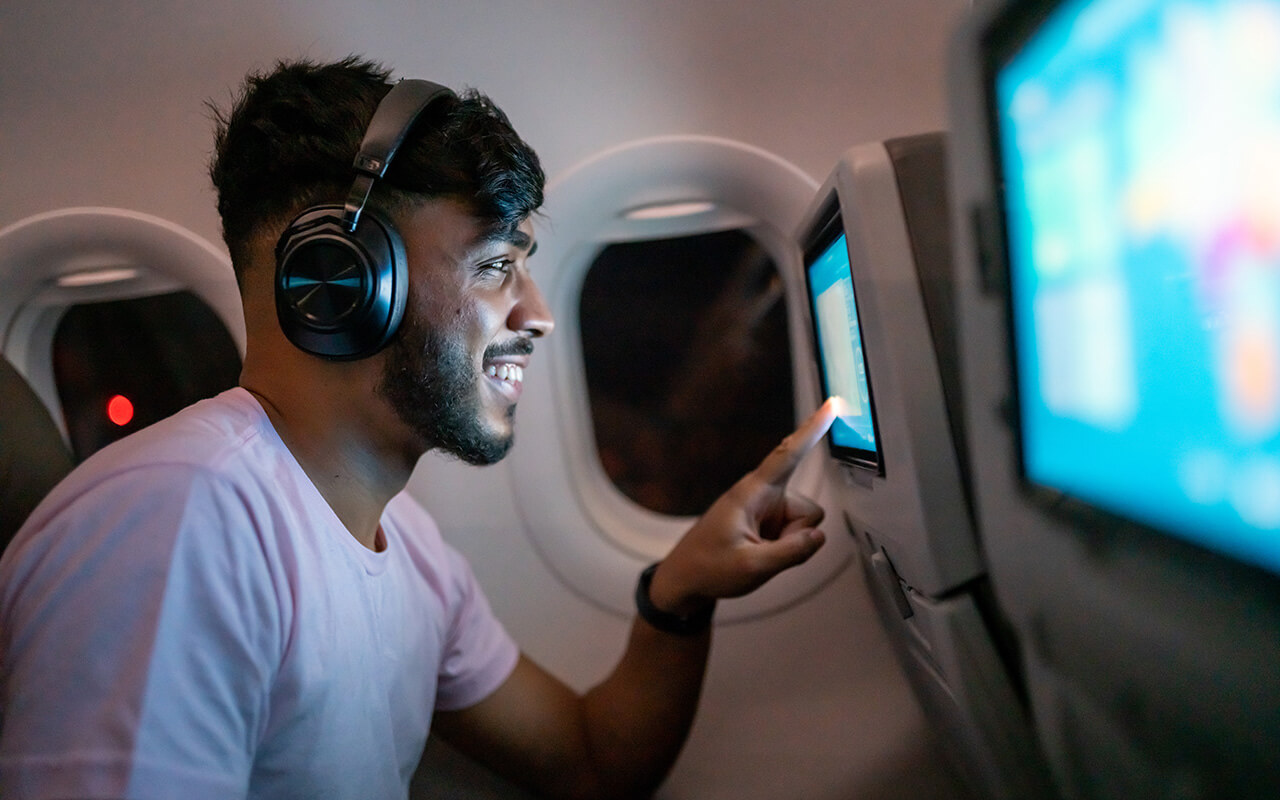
left=635, top=562, right=715, bottom=636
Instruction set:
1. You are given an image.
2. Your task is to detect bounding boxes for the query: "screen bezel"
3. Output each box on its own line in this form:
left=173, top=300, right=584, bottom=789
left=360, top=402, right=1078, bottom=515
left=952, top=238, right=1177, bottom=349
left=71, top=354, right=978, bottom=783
left=801, top=199, right=884, bottom=473
left=982, top=0, right=1063, bottom=511
left=979, top=0, right=1280, bottom=578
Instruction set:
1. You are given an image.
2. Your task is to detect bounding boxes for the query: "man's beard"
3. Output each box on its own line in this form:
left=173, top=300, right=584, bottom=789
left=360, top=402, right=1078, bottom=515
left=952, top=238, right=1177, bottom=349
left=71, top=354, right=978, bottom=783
left=377, top=310, right=515, bottom=466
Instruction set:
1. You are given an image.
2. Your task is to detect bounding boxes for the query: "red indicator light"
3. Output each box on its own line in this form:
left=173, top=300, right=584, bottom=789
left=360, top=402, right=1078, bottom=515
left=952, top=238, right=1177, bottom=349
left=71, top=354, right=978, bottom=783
left=107, top=394, right=134, bottom=427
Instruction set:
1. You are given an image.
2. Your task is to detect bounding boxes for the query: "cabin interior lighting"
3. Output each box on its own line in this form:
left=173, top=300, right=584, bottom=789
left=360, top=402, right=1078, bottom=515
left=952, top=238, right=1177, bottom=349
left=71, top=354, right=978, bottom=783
left=622, top=201, right=717, bottom=221
left=56, top=267, right=141, bottom=287
left=107, top=394, right=135, bottom=426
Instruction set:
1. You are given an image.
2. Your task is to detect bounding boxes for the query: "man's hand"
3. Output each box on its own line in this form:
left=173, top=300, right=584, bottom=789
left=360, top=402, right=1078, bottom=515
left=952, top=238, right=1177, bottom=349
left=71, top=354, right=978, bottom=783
left=647, top=398, right=841, bottom=617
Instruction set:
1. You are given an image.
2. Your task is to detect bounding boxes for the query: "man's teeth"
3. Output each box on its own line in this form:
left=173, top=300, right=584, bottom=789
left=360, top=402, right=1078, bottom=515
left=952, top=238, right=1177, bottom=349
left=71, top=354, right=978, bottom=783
left=485, top=364, right=524, bottom=383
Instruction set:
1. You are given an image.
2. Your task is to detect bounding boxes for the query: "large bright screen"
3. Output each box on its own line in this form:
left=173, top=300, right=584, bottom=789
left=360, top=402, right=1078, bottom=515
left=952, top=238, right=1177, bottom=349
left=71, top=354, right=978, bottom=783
left=806, top=226, right=880, bottom=469
left=997, top=0, right=1280, bottom=573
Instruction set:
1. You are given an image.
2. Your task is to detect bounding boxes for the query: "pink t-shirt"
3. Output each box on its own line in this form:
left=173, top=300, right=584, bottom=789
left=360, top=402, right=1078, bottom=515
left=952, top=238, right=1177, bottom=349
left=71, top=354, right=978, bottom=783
left=0, top=388, right=519, bottom=799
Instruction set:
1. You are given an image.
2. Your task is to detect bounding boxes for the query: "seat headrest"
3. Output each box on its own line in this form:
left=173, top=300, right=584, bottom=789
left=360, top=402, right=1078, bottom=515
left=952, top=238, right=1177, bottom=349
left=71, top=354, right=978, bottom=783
left=0, top=357, right=73, bottom=552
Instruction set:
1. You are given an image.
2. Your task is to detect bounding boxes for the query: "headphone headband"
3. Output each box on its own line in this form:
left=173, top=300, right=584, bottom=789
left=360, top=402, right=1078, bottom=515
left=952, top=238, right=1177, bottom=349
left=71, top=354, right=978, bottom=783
left=342, top=79, right=455, bottom=231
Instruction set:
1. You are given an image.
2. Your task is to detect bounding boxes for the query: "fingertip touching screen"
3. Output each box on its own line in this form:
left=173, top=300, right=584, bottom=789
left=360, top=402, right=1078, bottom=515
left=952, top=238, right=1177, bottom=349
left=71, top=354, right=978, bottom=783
left=803, top=205, right=882, bottom=472
left=994, top=0, right=1280, bottom=574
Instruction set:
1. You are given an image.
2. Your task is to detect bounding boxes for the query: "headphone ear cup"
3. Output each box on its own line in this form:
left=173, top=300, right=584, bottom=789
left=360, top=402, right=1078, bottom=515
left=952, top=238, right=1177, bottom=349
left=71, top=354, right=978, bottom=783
left=274, top=205, right=408, bottom=360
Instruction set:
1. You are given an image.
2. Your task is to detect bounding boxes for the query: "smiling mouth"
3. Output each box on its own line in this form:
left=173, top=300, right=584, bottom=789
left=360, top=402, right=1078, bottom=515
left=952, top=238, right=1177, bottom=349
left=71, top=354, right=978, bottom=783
left=481, top=338, right=534, bottom=402
left=484, top=363, right=524, bottom=385
left=482, top=361, right=526, bottom=403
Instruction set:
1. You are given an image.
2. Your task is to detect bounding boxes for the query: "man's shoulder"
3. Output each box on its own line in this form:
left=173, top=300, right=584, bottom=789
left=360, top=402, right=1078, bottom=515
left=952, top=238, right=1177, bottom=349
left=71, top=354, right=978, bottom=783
left=90, top=387, right=270, bottom=473
left=17, top=389, right=283, bottom=536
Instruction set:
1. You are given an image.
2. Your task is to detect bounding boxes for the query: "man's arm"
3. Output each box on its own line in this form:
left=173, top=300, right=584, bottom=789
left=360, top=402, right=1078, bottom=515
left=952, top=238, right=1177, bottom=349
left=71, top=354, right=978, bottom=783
left=432, top=399, right=840, bottom=800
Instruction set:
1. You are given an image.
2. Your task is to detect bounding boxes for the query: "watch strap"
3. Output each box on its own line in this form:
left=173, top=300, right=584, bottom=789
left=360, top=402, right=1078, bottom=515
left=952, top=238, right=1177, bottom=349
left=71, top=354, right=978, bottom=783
left=635, top=562, right=715, bottom=636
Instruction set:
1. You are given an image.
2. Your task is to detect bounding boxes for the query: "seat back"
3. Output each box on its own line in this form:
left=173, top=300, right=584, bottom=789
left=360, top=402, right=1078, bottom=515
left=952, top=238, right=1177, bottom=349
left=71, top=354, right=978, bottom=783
left=0, top=357, right=73, bottom=552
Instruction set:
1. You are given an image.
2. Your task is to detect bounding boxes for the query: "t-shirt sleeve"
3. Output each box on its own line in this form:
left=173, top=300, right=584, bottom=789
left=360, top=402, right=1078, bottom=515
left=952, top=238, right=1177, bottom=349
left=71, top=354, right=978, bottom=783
left=0, top=464, right=282, bottom=800
left=432, top=544, right=520, bottom=712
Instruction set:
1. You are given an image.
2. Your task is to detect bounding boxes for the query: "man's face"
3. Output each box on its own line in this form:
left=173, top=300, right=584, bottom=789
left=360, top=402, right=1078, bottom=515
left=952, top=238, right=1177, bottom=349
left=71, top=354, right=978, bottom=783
left=376, top=200, right=553, bottom=465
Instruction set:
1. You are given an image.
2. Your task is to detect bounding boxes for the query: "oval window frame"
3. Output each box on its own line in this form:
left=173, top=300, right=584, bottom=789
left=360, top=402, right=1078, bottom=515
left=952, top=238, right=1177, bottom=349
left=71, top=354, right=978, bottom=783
left=510, top=136, right=855, bottom=622
left=0, top=207, right=244, bottom=436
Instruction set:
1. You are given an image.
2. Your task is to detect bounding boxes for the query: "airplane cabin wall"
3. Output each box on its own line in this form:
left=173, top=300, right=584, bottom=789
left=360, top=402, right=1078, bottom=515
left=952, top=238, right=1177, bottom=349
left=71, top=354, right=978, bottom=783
left=0, top=1, right=965, bottom=247
left=1, top=2, right=973, bottom=798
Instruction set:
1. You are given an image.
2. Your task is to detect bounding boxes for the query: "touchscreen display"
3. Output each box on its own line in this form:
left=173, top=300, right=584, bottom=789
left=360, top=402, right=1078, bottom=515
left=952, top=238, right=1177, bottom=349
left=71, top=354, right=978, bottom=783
left=806, top=227, right=880, bottom=470
left=997, top=0, right=1280, bottom=573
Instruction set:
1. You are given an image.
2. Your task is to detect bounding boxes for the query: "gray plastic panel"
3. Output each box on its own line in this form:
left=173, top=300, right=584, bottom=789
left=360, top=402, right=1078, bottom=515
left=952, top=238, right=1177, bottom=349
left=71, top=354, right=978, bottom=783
left=797, top=135, right=981, bottom=597
left=854, top=520, right=1055, bottom=800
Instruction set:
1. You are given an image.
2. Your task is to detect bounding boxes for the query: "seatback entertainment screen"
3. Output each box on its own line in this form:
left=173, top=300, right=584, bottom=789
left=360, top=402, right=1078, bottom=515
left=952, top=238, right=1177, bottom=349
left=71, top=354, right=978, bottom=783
left=804, top=213, right=881, bottom=471
left=996, top=0, right=1280, bottom=573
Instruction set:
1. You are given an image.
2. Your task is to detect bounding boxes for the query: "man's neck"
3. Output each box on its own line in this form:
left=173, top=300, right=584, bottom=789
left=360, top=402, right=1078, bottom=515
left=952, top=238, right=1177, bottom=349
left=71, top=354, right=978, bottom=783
left=243, top=383, right=417, bottom=552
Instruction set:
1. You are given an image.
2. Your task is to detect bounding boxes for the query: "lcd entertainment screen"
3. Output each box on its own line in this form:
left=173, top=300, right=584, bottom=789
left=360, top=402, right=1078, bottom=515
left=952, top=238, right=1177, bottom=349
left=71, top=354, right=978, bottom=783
left=995, top=0, right=1280, bottom=573
left=804, top=215, right=881, bottom=470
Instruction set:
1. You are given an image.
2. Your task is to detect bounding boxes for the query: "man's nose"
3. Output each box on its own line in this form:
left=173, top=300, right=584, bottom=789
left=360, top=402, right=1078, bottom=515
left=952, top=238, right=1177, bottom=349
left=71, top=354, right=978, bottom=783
left=509, top=272, right=555, bottom=338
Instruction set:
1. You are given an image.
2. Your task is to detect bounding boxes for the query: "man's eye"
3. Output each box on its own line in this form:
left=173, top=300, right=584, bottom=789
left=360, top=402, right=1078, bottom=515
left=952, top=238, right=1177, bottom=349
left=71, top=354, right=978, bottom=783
left=480, top=259, right=513, bottom=275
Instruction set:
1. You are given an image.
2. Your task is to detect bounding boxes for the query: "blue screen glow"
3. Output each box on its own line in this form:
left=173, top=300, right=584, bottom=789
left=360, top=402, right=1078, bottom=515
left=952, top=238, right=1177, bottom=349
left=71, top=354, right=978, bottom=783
left=998, top=0, right=1280, bottom=572
left=807, top=232, right=879, bottom=460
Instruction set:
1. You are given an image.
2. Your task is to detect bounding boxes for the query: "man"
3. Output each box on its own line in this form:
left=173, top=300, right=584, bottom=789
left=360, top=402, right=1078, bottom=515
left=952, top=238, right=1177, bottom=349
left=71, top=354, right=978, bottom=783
left=0, top=57, right=837, bottom=799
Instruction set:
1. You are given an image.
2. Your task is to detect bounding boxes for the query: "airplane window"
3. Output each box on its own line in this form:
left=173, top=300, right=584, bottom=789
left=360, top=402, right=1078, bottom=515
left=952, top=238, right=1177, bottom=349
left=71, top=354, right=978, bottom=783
left=52, top=290, right=242, bottom=461
left=579, top=229, right=795, bottom=516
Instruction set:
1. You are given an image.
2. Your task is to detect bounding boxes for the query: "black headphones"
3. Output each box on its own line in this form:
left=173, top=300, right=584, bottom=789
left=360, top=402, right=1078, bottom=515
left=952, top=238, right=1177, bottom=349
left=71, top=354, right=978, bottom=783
left=274, top=79, right=455, bottom=360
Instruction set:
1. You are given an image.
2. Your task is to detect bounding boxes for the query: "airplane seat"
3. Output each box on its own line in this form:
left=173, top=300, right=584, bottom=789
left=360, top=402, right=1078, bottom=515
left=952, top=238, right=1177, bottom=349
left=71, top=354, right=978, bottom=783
left=947, top=1, right=1280, bottom=796
left=882, top=133, right=1025, bottom=687
left=883, top=135, right=971, bottom=514
left=0, top=356, right=73, bottom=551
left=795, top=131, right=1057, bottom=800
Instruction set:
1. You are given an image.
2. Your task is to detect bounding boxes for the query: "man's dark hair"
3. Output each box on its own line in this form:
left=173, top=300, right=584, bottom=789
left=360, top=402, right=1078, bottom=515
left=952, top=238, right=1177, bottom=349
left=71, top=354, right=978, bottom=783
left=208, top=56, right=545, bottom=279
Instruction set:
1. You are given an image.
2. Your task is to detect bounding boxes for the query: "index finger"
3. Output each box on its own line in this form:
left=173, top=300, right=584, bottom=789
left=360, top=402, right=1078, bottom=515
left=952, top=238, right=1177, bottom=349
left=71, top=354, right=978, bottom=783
left=754, top=396, right=842, bottom=486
